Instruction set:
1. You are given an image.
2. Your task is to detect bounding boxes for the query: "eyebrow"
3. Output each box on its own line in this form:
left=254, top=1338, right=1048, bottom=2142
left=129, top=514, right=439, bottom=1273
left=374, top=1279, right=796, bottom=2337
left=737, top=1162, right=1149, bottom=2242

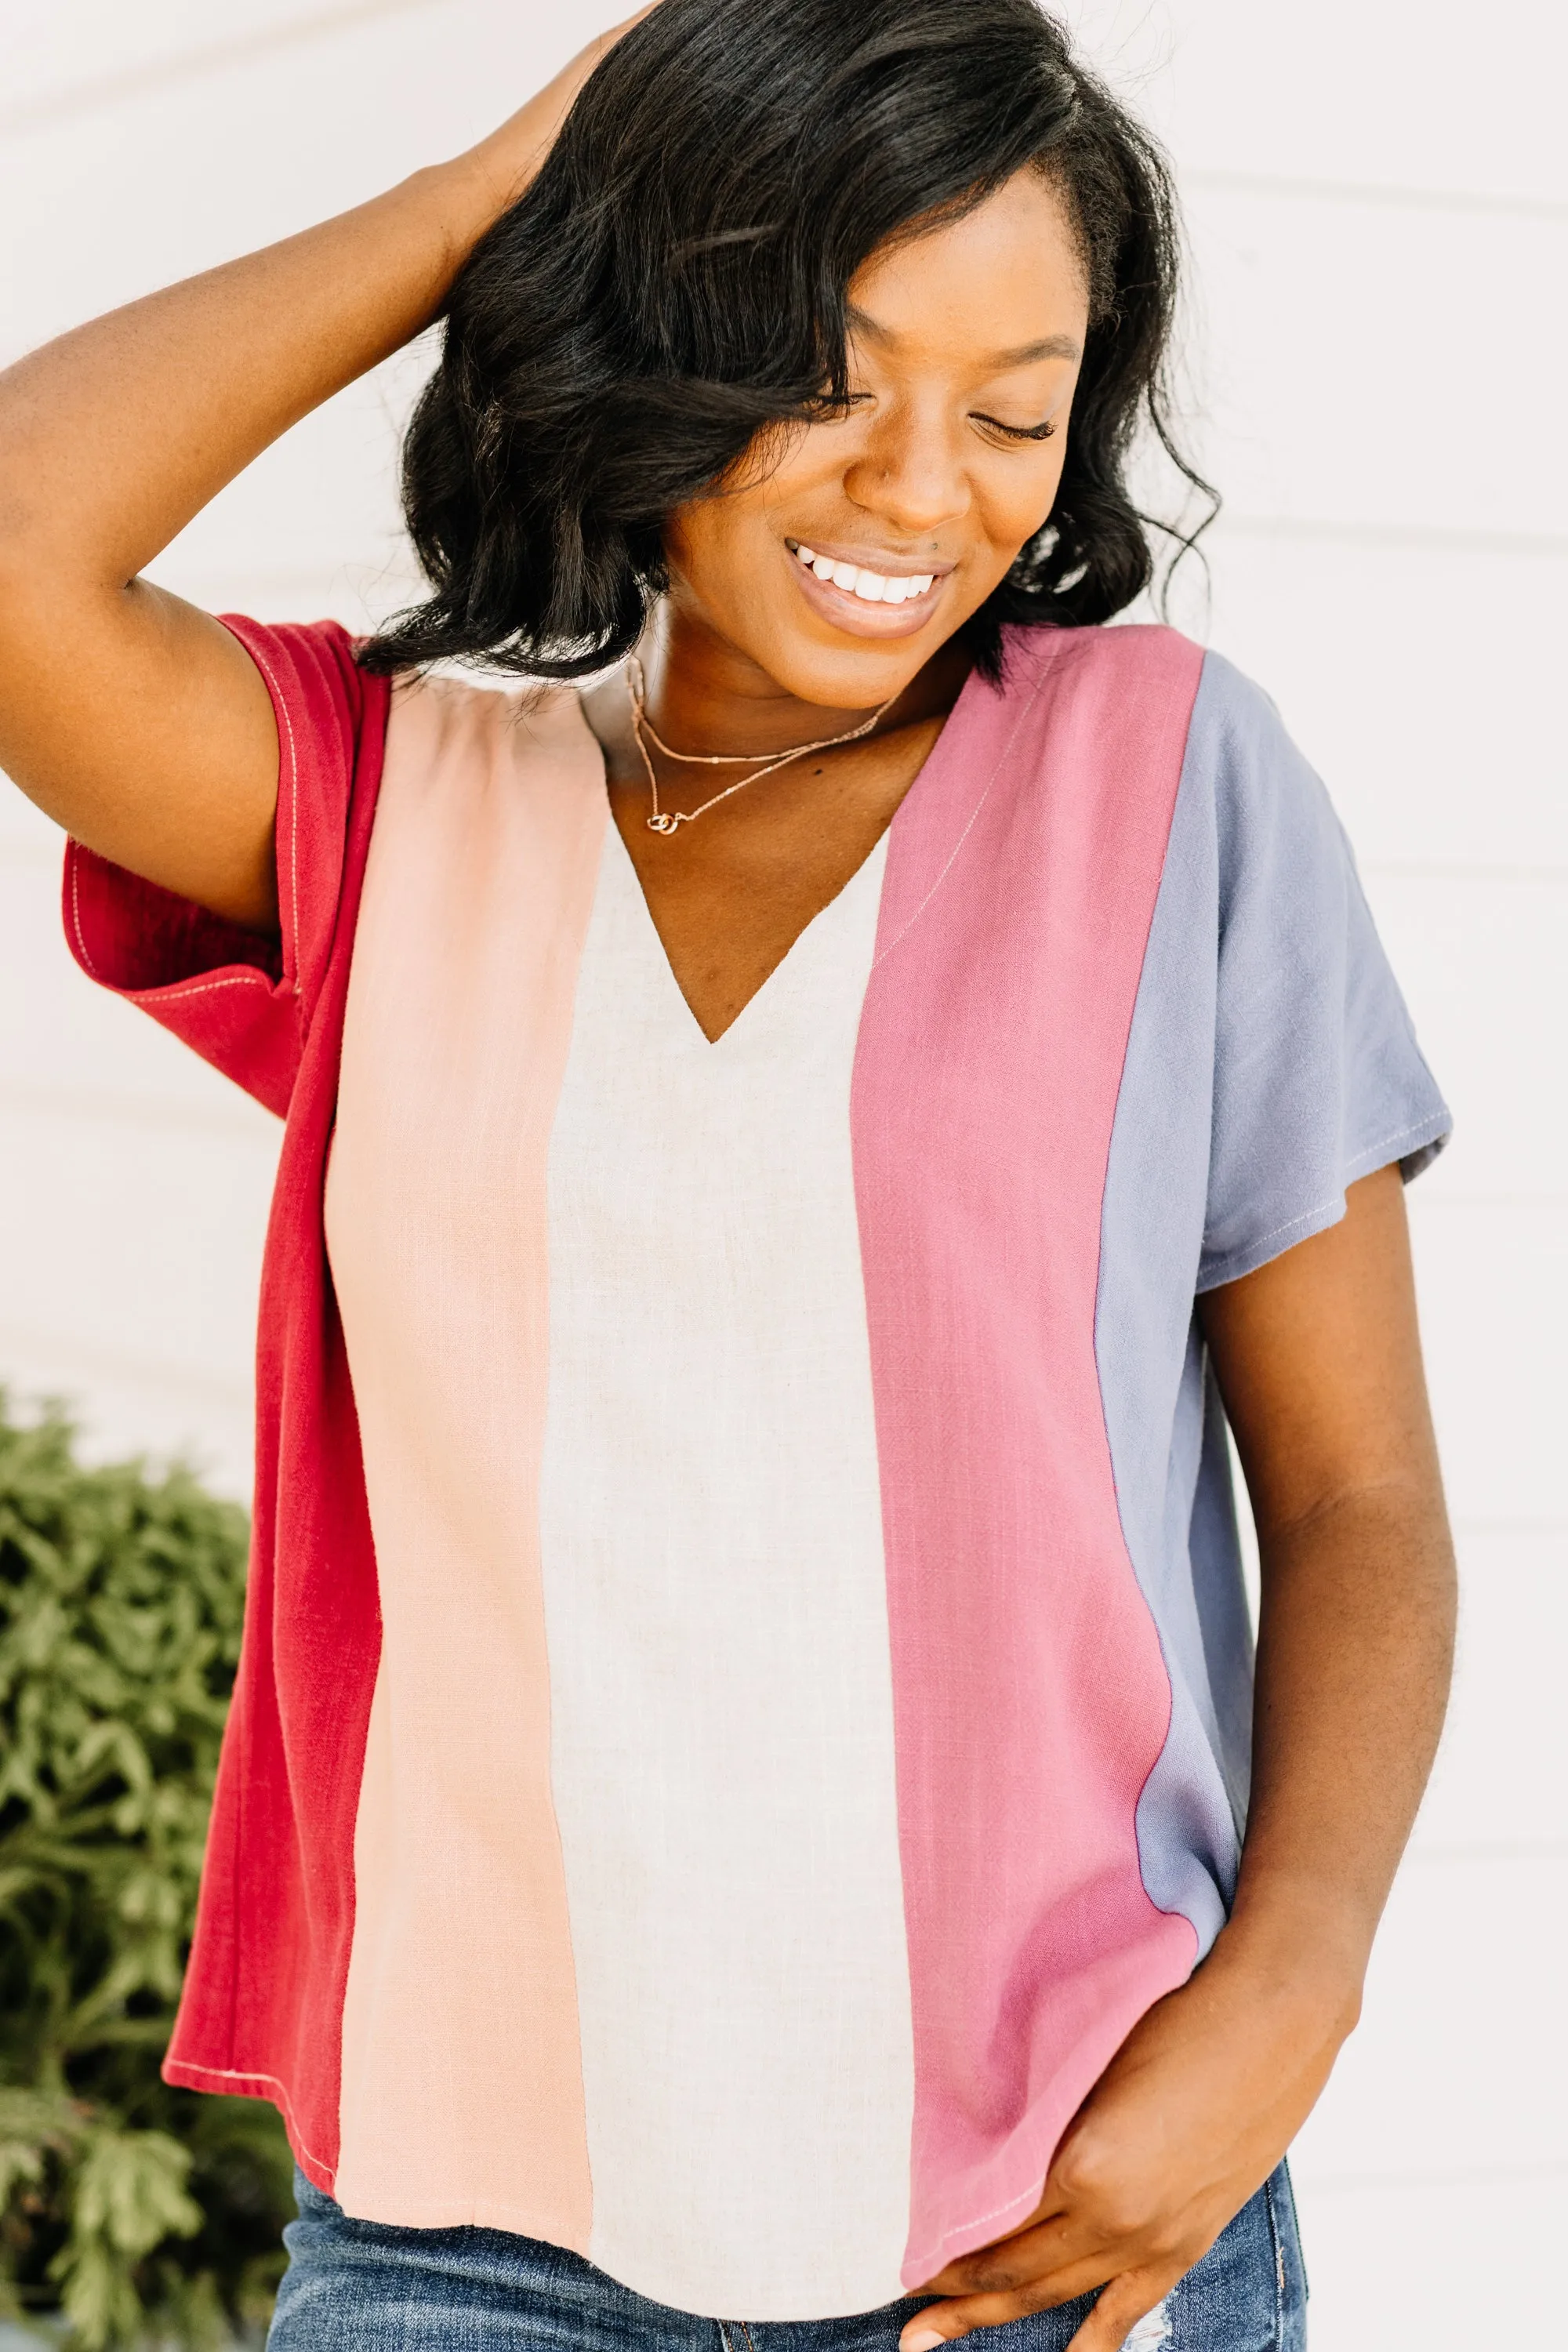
left=846, top=305, right=1081, bottom=368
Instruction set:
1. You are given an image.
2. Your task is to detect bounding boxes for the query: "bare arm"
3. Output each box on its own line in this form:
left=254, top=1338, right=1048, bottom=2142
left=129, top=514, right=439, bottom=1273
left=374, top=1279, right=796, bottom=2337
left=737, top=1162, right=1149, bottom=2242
left=900, top=1165, right=1456, bottom=2352
left=1203, top=1160, right=1455, bottom=2003
left=0, top=19, right=643, bottom=930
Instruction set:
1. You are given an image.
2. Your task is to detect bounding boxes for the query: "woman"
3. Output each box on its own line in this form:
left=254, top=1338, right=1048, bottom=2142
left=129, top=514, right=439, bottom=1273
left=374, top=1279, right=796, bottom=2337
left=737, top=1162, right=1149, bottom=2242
left=0, top=1, right=1455, bottom=2347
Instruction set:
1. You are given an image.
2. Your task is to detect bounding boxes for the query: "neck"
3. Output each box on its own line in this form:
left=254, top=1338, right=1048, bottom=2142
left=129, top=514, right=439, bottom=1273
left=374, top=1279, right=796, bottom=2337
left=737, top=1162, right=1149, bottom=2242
left=636, top=597, right=964, bottom=757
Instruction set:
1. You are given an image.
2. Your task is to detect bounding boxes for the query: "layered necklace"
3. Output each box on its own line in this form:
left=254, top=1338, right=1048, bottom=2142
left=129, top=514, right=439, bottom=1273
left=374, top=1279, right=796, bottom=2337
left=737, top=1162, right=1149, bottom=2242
left=626, top=654, right=897, bottom=835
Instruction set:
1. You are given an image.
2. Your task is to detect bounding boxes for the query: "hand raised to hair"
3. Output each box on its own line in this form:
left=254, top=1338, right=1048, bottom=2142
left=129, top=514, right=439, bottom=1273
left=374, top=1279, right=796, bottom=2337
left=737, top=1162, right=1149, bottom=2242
left=463, top=5, right=665, bottom=215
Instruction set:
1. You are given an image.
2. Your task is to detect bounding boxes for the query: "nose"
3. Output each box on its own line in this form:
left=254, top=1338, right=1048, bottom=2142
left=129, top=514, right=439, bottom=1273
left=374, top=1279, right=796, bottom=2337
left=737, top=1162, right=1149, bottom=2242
left=840, top=399, right=971, bottom=539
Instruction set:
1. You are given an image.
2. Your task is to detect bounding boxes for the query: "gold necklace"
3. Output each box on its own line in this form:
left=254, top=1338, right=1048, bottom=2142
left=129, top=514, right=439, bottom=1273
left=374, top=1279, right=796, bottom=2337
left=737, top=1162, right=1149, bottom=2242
left=626, top=655, right=897, bottom=835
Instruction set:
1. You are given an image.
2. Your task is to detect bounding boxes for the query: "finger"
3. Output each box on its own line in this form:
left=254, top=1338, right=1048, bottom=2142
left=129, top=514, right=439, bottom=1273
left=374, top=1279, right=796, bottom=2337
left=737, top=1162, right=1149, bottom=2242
left=1063, top=2269, right=1181, bottom=2352
left=916, top=2207, right=1091, bottom=2299
left=897, top=2257, right=1122, bottom=2352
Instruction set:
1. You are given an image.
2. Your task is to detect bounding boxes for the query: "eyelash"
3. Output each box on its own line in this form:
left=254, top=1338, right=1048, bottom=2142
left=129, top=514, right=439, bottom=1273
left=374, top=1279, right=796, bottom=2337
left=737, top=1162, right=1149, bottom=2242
left=829, top=394, right=1055, bottom=443
left=974, top=416, right=1056, bottom=442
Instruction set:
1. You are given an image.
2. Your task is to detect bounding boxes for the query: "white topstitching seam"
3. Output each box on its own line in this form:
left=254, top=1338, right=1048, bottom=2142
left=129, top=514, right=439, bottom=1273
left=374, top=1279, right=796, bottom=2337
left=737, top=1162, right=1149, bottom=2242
left=70, top=626, right=303, bottom=1003
left=140, top=974, right=274, bottom=1003
left=912, top=2180, right=1044, bottom=2266
left=166, top=2060, right=332, bottom=2176
left=1343, top=1111, right=1446, bottom=1166
left=1206, top=1113, right=1446, bottom=1276
left=870, top=657, right=1054, bottom=971
left=237, top=630, right=302, bottom=993
left=1203, top=1105, right=1448, bottom=1289
left=67, top=851, right=100, bottom=982
left=1220, top=1194, right=1342, bottom=1261
left=69, top=862, right=274, bottom=1005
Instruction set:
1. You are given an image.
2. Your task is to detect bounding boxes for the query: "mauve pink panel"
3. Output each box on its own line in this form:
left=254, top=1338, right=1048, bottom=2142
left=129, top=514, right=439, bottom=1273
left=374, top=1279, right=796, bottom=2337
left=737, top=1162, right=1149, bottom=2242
left=851, top=625, right=1206, bottom=2288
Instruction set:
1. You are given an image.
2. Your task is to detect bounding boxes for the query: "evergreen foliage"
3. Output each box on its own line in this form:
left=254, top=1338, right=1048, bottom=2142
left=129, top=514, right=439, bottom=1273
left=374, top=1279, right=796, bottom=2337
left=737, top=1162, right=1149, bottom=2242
left=0, top=1399, right=293, bottom=2347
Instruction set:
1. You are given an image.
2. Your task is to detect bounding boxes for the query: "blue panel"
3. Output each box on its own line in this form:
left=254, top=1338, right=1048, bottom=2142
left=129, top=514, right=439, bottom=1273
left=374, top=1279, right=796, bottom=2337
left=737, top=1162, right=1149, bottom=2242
left=1095, top=649, right=1452, bottom=1951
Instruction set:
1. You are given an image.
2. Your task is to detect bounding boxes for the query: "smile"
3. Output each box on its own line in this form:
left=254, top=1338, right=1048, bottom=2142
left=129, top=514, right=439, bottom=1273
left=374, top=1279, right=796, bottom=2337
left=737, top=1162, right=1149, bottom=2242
left=788, top=542, right=938, bottom=606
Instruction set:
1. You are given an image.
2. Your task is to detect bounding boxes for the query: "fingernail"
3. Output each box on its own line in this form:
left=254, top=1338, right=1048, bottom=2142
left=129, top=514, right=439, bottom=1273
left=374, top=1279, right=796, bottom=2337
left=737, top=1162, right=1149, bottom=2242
left=900, top=2331, right=948, bottom=2352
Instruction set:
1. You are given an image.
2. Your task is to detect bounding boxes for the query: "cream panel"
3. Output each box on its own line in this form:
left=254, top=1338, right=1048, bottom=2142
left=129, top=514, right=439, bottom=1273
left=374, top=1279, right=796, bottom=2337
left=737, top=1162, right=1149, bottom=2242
left=539, top=831, right=916, bottom=2318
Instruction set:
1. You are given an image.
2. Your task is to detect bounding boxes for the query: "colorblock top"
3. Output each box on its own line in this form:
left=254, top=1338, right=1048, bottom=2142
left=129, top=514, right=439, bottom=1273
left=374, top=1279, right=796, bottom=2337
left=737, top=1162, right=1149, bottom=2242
left=64, top=618, right=1450, bottom=2321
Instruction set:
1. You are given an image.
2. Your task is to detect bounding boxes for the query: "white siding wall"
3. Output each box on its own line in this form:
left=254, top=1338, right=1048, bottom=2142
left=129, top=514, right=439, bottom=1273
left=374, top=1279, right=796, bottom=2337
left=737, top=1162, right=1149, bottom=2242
left=2, top=4, right=1562, bottom=2342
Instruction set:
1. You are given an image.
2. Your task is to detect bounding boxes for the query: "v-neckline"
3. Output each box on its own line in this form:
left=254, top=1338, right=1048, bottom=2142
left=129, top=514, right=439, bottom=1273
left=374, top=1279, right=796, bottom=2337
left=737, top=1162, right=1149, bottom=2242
left=568, top=651, right=996, bottom=1047
left=599, top=809, right=890, bottom=1052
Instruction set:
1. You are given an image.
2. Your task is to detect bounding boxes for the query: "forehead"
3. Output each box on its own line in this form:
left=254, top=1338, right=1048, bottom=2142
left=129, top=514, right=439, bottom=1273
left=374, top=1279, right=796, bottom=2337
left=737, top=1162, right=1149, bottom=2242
left=848, top=169, right=1089, bottom=360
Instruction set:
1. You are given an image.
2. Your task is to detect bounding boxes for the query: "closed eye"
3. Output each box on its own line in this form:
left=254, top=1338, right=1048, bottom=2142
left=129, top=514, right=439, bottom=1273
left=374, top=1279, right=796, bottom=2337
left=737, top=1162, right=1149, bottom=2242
left=972, top=413, right=1056, bottom=442
left=812, top=389, right=877, bottom=419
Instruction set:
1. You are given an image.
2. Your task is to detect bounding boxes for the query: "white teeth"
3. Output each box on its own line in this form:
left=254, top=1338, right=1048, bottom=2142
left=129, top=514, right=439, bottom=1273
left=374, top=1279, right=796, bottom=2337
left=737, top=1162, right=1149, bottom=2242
left=795, top=543, right=939, bottom=603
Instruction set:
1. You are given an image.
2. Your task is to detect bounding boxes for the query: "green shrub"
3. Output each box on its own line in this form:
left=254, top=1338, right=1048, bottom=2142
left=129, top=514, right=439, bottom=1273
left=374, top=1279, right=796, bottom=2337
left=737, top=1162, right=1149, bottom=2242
left=0, top=1398, right=294, bottom=2347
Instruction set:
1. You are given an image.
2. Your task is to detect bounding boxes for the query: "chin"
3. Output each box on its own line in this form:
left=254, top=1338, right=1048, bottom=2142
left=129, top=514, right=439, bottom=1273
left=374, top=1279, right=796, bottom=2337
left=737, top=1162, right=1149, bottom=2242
left=746, top=621, right=946, bottom=713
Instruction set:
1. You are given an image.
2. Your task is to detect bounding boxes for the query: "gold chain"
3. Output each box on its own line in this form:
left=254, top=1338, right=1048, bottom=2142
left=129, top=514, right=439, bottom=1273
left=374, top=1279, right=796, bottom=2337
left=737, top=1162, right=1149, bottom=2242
left=626, top=655, right=896, bottom=836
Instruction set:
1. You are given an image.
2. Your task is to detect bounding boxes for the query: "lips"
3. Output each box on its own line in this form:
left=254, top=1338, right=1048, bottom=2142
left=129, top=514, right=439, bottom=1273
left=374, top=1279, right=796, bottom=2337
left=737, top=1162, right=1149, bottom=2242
left=791, top=542, right=937, bottom=606
left=784, top=537, right=953, bottom=636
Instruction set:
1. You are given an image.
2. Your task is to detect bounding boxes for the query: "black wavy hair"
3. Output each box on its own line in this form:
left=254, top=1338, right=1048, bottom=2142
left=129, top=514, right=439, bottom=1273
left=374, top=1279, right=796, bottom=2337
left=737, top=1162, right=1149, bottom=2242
left=359, top=0, right=1213, bottom=684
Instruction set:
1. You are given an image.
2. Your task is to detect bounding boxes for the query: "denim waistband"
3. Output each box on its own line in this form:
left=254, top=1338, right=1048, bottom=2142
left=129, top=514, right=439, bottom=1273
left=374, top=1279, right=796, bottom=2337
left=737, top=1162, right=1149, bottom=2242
left=267, top=2162, right=1305, bottom=2352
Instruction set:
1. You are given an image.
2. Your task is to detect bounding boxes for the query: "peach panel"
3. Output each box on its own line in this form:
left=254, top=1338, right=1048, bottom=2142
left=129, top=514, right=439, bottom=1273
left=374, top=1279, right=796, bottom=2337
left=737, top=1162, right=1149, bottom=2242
left=325, top=676, right=607, bottom=2238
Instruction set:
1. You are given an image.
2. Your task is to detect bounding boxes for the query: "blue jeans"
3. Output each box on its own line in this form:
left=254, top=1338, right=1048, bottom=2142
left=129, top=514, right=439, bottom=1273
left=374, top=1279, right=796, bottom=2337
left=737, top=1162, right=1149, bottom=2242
left=268, top=2165, right=1306, bottom=2350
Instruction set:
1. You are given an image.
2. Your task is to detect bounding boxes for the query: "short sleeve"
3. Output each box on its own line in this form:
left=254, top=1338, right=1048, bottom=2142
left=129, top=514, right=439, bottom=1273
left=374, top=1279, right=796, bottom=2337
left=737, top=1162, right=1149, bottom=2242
left=63, top=618, right=390, bottom=1119
left=1195, top=654, right=1451, bottom=1292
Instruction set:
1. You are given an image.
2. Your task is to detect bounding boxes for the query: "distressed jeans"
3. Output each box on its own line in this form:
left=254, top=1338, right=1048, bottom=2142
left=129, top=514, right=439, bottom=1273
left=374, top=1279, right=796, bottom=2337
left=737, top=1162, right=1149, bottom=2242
left=268, top=2164, right=1306, bottom=2350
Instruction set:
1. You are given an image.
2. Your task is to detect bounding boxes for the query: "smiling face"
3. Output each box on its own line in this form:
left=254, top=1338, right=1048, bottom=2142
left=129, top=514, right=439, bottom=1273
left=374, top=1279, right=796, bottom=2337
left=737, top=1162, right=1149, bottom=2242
left=662, top=166, right=1091, bottom=715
